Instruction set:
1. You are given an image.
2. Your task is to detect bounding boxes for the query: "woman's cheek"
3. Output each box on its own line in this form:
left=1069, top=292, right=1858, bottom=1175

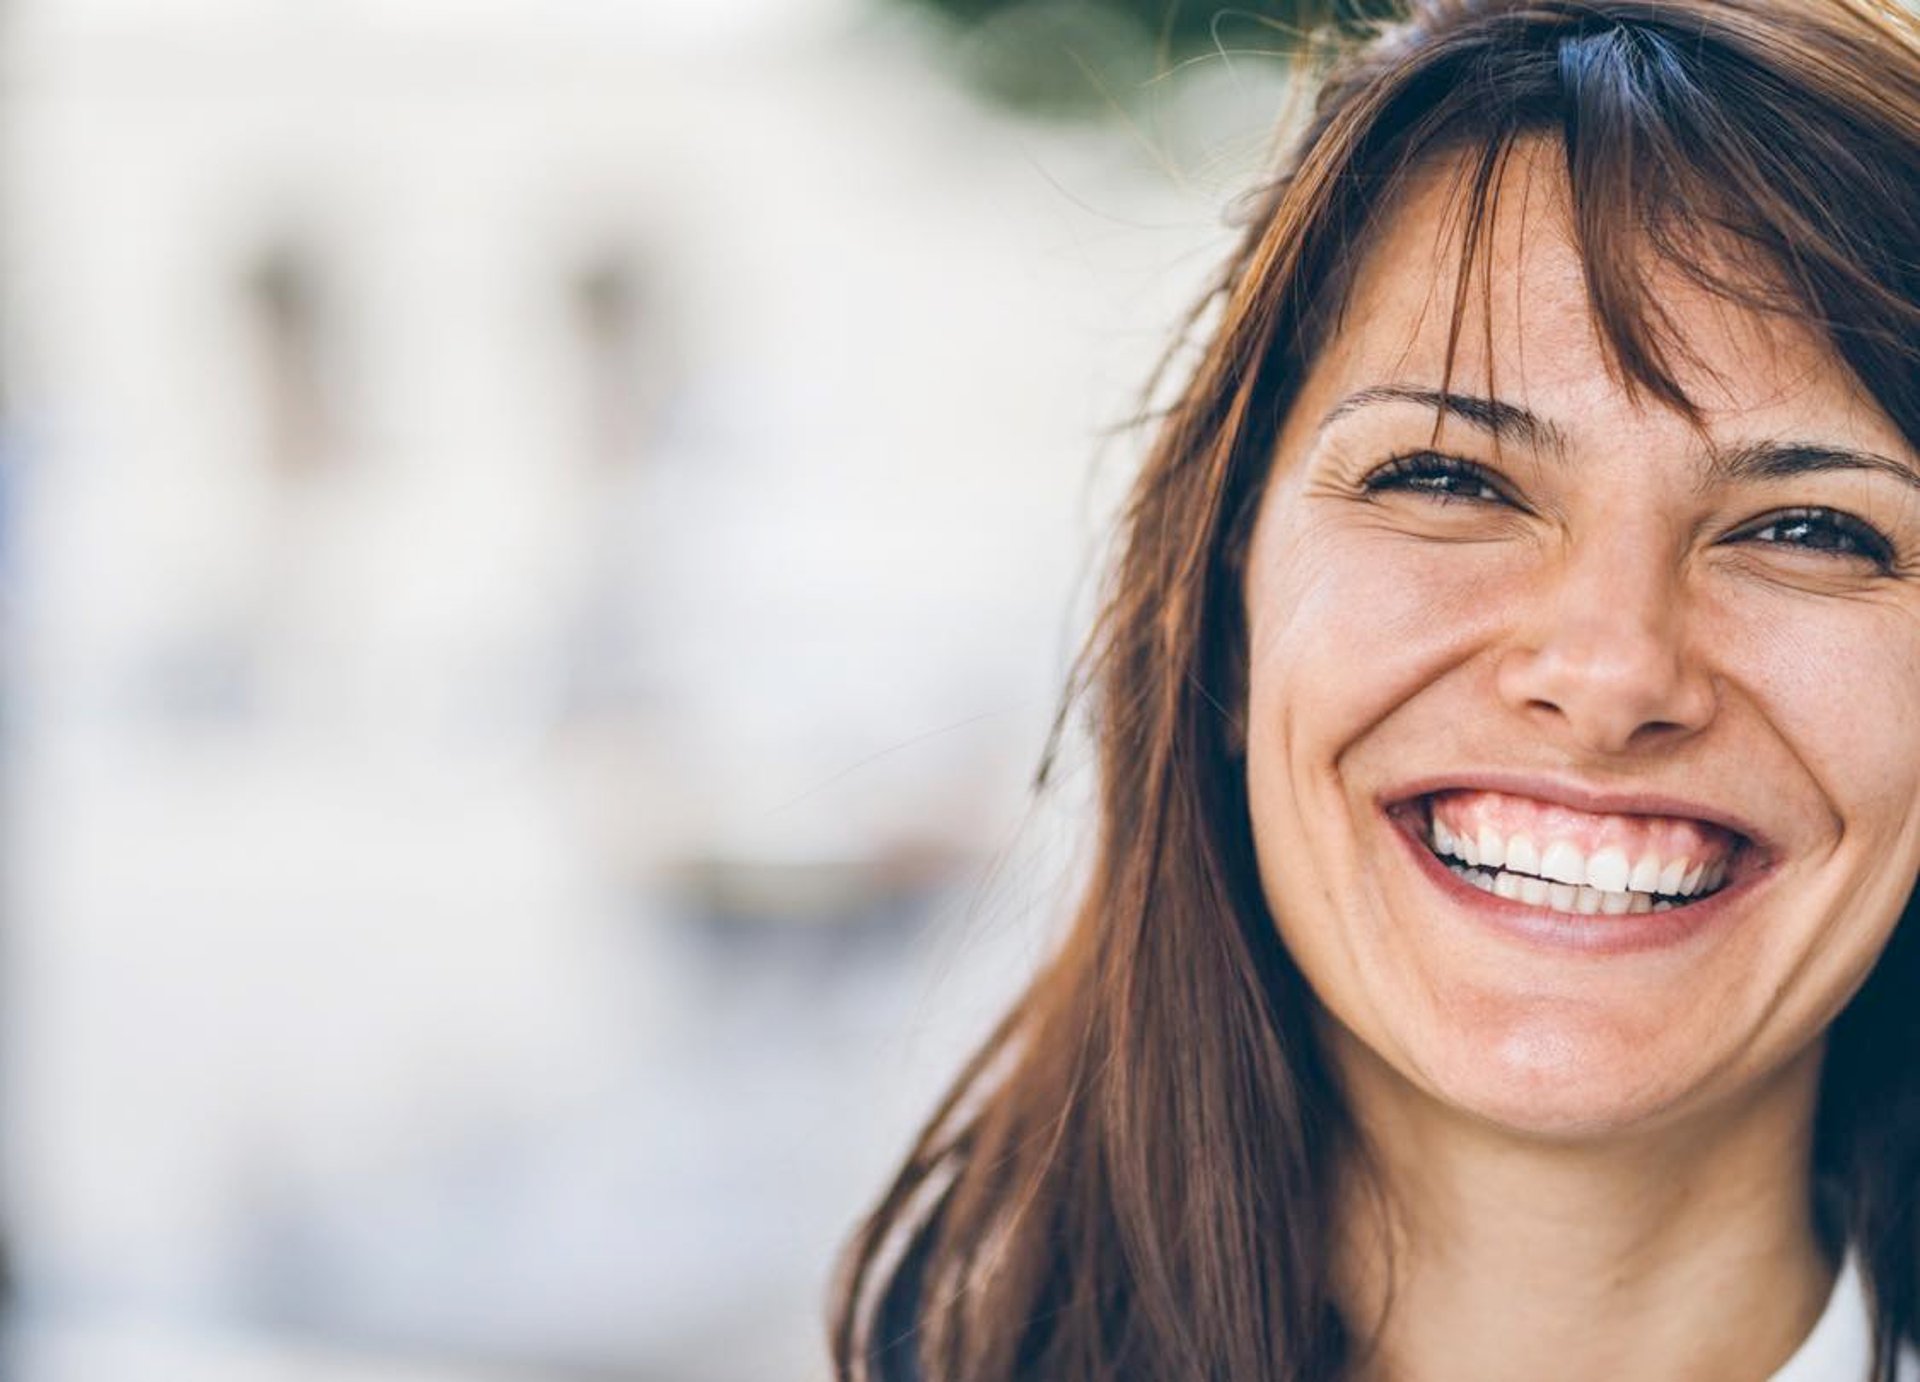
left=1248, top=524, right=1524, bottom=727
left=1698, top=583, right=1920, bottom=841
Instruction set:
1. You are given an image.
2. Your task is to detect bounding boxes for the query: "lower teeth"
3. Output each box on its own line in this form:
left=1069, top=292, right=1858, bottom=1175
left=1444, top=860, right=1677, bottom=914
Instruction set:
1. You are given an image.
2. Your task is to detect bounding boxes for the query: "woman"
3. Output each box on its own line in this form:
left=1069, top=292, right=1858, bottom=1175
left=833, top=2, right=1920, bottom=1378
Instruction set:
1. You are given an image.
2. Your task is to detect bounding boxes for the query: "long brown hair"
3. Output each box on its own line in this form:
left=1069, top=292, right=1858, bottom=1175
left=831, top=3, right=1920, bottom=1378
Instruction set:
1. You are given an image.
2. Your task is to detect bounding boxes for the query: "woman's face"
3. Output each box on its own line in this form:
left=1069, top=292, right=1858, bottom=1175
left=1242, top=138, right=1920, bottom=1139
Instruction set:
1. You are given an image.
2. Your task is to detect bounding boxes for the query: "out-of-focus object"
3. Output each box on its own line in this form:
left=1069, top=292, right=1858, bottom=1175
left=889, top=0, right=1401, bottom=115
left=0, top=0, right=1270, bottom=1376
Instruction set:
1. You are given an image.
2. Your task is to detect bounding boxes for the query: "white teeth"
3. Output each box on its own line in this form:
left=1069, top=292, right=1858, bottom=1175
left=1443, top=858, right=1721, bottom=917
left=1539, top=841, right=1587, bottom=887
left=1432, top=811, right=1736, bottom=914
left=1586, top=848, right=1630, bottom=893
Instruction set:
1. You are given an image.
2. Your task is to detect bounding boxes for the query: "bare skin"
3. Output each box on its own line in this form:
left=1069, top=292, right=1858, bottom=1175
left=1240, top=136, right=1920, bottom=1379
left=1331, top=1024, right=1832, bottom=1382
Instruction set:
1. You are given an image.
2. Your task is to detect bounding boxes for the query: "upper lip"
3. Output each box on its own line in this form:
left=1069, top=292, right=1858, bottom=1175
left=1378, top=769, right=1774, bottom=858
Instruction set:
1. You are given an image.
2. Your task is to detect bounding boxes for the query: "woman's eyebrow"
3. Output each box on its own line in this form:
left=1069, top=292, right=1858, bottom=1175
left=1702, top=440, right=1920, bottom=494
left=1317, top=385, right=1569, bottom=457
left=1318, top=385, right=1920, bottom=492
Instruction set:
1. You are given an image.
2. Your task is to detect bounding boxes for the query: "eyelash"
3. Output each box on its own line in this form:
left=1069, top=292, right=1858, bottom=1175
left=1732, top=508, right=1896, bottom=568
left=1361, top=451, right=1899, bottom=570
left=1362, top=451, right=1511, bottom=505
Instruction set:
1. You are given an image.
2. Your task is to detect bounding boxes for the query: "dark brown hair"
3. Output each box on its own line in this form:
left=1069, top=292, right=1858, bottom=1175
left=832, top=3, right=1920, bottom=1378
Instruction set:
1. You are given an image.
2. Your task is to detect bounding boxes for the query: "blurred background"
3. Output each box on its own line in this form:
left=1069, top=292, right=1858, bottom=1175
left=0, top=1, right=1385, bottom=1377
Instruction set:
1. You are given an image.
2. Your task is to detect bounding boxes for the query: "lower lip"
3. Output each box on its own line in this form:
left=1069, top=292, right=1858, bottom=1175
left=1387, top=812, right=1759, bottom=957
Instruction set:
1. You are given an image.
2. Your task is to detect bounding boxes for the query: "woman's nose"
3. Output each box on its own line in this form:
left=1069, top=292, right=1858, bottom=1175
left=1493, top=533, right=1717, bottom=757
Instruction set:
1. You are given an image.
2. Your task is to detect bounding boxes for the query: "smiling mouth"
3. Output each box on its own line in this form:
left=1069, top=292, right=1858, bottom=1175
left=1399, top=789, right=1750, bottom=917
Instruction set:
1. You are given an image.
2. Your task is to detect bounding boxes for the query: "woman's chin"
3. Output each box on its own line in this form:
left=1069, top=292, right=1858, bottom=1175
left=1388, top=1005, right=1717, bottom=1143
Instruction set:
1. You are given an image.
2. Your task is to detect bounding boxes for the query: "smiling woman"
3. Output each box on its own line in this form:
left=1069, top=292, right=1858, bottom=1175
left=832, top=3, right=1920, bottom=1381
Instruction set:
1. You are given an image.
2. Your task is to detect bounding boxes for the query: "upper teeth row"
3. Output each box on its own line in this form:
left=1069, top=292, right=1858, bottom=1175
left=1431, top=820, right=1725, bottom=897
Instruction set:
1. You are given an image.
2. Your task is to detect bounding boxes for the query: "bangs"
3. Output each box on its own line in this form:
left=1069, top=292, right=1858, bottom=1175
left=1319, top=9, right=1920, bottom=453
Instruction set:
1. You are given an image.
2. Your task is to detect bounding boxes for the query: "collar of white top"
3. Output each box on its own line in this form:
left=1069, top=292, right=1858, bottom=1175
left=1769, top=1248, right=1874, bottom=1382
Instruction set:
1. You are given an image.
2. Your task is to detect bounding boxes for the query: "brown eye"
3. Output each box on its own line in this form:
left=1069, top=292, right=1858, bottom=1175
left=1731, top=507, right=1896, bottom=569
left=1362, top=452, right=1509, bottom=505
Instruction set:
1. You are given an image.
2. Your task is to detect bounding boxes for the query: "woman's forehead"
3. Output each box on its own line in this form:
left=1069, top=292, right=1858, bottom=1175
left=1302, top=138, right=1898, bottom=455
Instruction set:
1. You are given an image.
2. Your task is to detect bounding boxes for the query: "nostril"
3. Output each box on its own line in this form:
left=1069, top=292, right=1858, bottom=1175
left=1495, top=609, right=1716, bottom=750
left=1506, top=667, right=1714, bottom=755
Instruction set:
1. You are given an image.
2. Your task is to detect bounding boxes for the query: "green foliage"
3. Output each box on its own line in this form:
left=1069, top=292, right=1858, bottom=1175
left=920, top=0, right=1398, bottom=44
left=900, top=0, right=1405, bottom=115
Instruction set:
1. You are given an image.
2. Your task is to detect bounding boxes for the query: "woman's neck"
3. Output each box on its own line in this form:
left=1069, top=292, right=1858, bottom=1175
left=1329, top=1033, right=1836, bottom=1382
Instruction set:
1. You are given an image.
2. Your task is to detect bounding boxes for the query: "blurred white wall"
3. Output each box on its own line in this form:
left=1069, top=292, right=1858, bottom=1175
left=0, top=1, right=1282, bottom=1376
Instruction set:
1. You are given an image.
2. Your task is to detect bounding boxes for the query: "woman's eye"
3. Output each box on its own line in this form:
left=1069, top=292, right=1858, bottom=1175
left=1732, top=507, right=1896, bottom=569
left=1361, top=452, right=1508, bottom=505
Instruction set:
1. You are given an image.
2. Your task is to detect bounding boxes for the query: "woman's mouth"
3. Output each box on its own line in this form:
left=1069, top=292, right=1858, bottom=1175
left=1403, top=788, right=1749, bottom=918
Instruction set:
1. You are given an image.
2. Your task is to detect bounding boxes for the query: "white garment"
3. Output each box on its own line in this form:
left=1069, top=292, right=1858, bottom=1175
left=1769, top=1249, right=1920, bottom=1381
